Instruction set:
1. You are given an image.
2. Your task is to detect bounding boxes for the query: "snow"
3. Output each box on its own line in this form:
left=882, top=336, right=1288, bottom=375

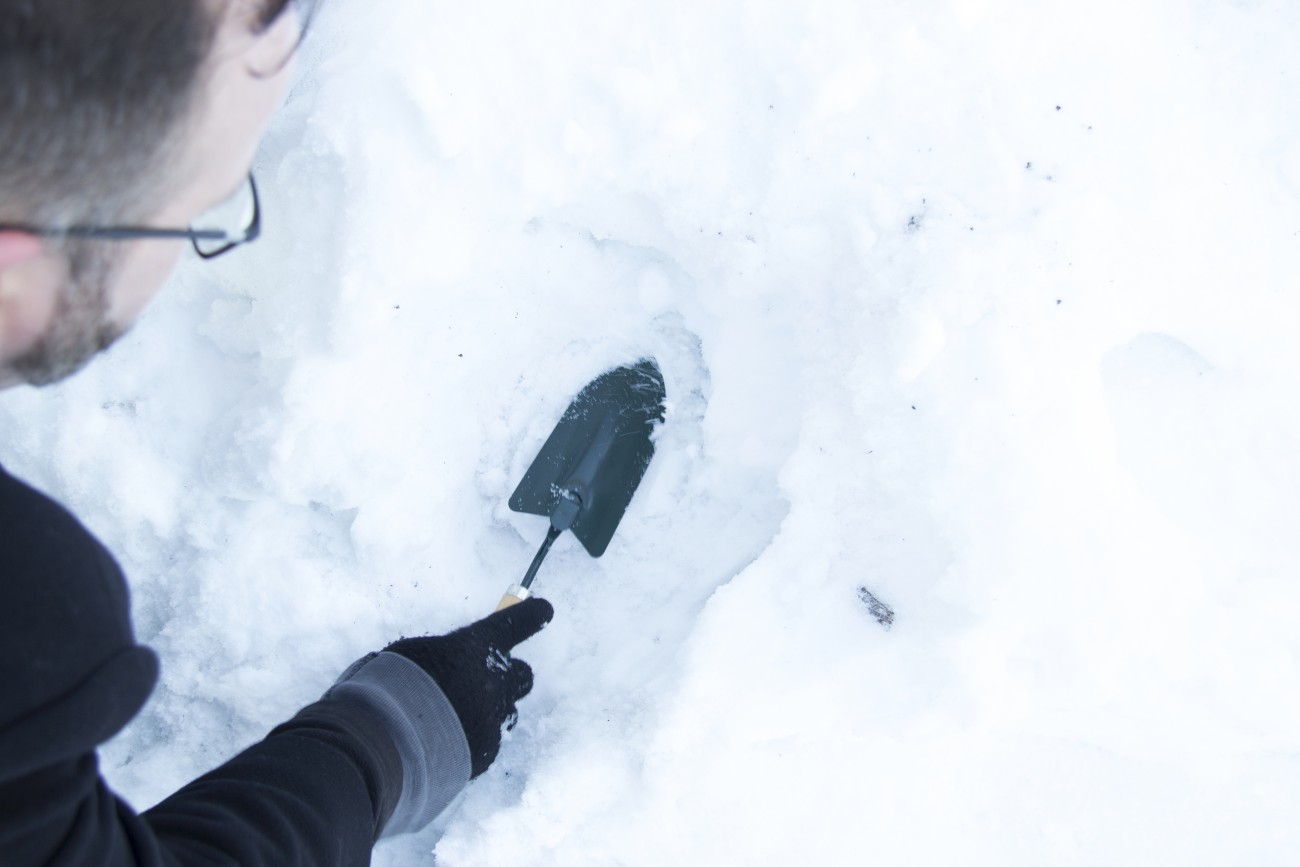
left=3, top=0, right=1300, bottom=863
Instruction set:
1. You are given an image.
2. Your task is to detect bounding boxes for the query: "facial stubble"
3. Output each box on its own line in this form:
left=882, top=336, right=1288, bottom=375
left=9, top=244, right=127, bottom=386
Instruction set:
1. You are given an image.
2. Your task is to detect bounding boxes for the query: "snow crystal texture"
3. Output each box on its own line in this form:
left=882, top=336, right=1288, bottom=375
left=2, top=0, right=1299, bottom=864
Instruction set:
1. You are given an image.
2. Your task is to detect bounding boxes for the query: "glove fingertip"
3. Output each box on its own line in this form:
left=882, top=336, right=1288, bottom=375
left=476, top=595, right=555, bottom=649
left=529, top=596, right=556, bottom=627
left=506, top=596, right=555, bottom=644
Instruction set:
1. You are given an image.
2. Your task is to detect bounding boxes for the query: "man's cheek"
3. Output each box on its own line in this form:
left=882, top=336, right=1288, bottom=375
left=0, top=253, right=66, bottom=362
left=106, top=239, right=186, bottom=328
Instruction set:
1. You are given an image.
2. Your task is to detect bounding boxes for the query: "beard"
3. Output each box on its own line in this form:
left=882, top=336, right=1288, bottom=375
left=8, top=244, right=127, bottom=387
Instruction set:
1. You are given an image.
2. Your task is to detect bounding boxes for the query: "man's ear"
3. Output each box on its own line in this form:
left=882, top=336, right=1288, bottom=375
left=0, top=231, right=43, bottom=271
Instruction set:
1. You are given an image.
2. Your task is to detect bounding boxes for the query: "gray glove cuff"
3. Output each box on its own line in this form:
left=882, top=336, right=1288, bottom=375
left=329, top=651, right=473, bottom=837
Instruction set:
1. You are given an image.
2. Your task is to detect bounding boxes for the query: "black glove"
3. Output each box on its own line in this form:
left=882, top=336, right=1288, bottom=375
left=384, top=597, right=554, bottom=778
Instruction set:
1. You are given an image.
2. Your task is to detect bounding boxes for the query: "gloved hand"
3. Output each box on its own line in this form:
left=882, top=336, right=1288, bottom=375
left=384, top=597, right=554, bottom=778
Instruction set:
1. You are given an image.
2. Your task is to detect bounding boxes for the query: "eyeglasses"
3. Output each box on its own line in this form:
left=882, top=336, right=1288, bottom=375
left=0, top=174, right=262, bottom=260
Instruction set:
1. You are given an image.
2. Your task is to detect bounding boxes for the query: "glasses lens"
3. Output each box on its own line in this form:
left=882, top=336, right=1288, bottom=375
left=192, top=177, right=256, bottom=257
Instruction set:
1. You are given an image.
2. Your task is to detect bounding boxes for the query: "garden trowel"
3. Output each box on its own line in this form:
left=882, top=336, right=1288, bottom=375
left=496, top=359, right=666, bottom=610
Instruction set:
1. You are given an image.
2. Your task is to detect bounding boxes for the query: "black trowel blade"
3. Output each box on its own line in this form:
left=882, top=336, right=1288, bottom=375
left=509, top=359, right=666, bottom=557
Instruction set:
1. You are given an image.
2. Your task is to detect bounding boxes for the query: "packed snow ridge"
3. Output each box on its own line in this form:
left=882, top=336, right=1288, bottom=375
left=3, top=1, right=1298, bottom=864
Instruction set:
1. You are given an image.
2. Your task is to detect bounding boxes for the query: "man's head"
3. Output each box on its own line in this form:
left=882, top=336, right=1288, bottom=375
left=0, top=0, right=305, bottom=386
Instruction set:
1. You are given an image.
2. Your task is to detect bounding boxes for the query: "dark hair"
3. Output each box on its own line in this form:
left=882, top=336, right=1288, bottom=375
left=0, top=0, right=308, bottom=228
left=0, top=1, right=221, bottom=229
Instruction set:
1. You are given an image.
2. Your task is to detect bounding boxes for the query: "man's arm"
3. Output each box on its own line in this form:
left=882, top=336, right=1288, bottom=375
left=2, top=605, right=549, bottom=866
left=138, top=599, right=551, bottom=865
left=139, top=655, right=472, bottom=865
left=3, top=687, right=416, bottom=866
left=1, top=466, right=551, bottom=865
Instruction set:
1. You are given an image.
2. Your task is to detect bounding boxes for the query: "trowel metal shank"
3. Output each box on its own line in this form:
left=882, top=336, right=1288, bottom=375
left=508, top=359, right=666, bottom=558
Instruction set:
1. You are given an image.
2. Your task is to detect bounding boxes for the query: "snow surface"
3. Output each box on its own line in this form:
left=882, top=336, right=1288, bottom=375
left=3, top=0, right=1300, bottom=863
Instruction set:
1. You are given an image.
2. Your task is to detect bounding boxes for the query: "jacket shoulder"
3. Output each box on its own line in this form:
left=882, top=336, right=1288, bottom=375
left=0, top=466, right=152, bottom=737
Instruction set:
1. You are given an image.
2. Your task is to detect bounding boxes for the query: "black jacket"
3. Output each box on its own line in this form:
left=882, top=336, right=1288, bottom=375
left=0, top=465, right=470, bottom=865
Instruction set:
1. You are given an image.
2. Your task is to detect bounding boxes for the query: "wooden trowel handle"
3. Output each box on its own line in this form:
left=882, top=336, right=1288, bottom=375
left=495, top=583, right=532, bottom=611
left=496, top=526, right=560, bottom=612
